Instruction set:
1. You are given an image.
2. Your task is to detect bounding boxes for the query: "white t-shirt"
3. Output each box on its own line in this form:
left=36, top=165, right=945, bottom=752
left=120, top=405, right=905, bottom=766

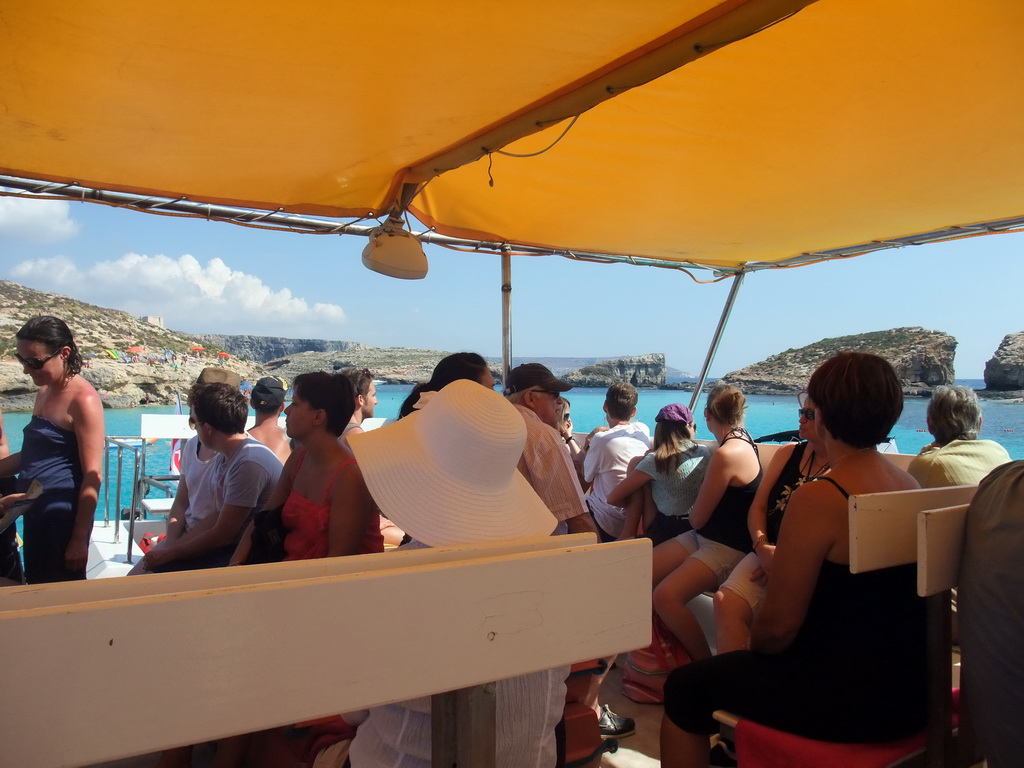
left=584, top=421, right=652, bottom=536
left=179, top=435, right=217, bottom=530
left=209, top=437, right=282, bottom=545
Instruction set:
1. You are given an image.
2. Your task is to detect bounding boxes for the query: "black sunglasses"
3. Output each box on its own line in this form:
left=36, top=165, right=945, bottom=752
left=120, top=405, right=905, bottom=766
left=16, top=349, right=61, bottom=370
left=797, top=407, right=816, bottom=421
left=531, top=388, right=561, bottom=398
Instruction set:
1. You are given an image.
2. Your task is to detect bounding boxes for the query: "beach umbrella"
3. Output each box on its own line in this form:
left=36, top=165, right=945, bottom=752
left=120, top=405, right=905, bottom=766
left=217, top=351, right=230, bottom=358
left=127, top=346, right=143, bottom=353
left=191, top=345, right=205, bottom=352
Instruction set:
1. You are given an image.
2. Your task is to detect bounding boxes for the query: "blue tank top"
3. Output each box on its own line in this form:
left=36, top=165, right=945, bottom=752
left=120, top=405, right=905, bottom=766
left=17, top=416, right=82, bottom=495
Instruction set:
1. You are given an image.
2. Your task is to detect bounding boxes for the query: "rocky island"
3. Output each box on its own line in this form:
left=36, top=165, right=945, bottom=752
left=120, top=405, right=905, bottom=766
left=983, top=331, right=1024, bottom=398
left=719, top=328, right=957, bottom=396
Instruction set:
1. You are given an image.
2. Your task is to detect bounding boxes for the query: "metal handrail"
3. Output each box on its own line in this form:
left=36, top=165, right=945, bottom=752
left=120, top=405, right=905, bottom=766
left=103, top=436, right=178, bottom=564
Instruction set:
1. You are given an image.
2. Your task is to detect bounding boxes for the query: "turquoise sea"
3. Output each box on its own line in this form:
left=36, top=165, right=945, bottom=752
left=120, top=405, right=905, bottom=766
left=3, top=379, right=1021, bottom=522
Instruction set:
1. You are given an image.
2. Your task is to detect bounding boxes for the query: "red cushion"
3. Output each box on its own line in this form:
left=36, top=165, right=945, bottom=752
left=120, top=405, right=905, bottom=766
left=734, top=719, right=925, bottom=768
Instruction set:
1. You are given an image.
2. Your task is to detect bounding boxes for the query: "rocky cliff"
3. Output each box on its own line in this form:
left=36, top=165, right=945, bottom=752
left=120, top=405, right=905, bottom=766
left=0, top=281, right=263, bottom=409
left=721, top=328, right=956, bottom=395
left=563, top=354, right=666, bottom=388
left=984, top=331, right=1024, bottom=391
left=200, top=334, right=369, bottom=363
left=263, top=347, right=492, bottom=384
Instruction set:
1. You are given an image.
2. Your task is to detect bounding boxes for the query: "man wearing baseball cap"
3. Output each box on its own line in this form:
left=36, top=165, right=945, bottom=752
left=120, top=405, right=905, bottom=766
left=504, top=365, right=635, bottom=741
left=504, top=364, right=595, bottom=536
left=249, top=376, right=291, bottom=464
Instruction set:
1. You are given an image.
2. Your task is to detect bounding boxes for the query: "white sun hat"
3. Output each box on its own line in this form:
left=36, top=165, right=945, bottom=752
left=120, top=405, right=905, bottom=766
left=348, top=379, right=555, bottom=546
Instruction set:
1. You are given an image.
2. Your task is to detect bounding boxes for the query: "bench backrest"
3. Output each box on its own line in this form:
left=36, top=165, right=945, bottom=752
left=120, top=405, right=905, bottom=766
left=0, top=534, right=650, bottom=768
left=848, top=485, right=977, bottom=573
left=917, top=504, right=970, bottom=597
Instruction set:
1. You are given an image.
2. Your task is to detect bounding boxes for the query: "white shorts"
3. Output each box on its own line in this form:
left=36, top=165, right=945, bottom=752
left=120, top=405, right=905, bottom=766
left=672, top=529, right=746, bottom=585
left=718, top=551, right=767, bottom=612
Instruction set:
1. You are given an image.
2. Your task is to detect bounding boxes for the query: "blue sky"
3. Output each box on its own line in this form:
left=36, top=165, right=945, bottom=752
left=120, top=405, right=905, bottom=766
left=1, top=195, right=1021, bottom=378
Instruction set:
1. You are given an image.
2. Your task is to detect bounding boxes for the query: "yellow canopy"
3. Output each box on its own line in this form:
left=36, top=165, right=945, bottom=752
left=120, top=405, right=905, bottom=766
left=3, top=0, right=1024, bottom=271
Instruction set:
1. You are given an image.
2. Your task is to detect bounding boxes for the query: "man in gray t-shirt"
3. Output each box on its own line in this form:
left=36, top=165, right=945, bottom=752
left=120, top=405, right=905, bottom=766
left=143, top=382, right=282, bottom=573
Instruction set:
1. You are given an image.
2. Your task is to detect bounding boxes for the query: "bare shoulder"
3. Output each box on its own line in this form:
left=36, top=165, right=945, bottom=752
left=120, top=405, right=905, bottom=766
left=68, top=376, right=103, bottom=417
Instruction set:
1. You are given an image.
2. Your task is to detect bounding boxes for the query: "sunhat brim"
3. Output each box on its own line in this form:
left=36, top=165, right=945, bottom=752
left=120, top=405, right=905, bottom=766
left=349, top=398, right=555, bottom=547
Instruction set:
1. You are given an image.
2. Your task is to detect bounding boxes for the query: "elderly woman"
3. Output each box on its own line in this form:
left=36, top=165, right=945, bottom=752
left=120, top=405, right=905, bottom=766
left=908, top=384, right=1010, bottom=487
left=660, top=353, right=925, bottom=768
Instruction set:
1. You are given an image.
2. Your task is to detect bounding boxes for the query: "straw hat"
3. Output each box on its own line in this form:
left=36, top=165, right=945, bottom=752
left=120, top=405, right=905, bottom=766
left=348, top=379, right=555, bottom=546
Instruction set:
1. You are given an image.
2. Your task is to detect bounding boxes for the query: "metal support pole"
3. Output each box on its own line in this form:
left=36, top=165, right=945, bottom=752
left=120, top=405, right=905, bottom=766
left=126, top=446, right=144, bottom=564
left=114, top=445, right=125, bottom=543
left=102, top=439, right=110, bottom=526
left=432, top=683, right=497, bottom=768
left=688, top=271, right=746, bottom=412
left=500, top=248, right=513, bottom=386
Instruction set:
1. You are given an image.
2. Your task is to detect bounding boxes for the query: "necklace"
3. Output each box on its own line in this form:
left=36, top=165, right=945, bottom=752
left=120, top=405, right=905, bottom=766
left=828, top=446, right=874, bottom=471
left=800, top=448, right=830, bottom=480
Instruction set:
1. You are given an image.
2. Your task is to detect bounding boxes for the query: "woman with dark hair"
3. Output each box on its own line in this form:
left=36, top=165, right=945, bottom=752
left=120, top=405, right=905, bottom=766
left=398, top=352, right=494, bottom=418
left=0, top=316, right=104, bottom=583
left=230, top=372, right=383, bottom=564
left=660, top=353, right=924, bottom=768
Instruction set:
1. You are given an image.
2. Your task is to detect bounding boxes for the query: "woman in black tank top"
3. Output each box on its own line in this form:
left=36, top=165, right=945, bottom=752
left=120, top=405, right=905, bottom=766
left=652, top=385, right=762, bottom=663
left=661, top=353, right=926, bottom=767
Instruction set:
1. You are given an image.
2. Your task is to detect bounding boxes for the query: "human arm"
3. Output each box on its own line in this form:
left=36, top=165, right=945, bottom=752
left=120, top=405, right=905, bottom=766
left=145, top=502, right=252, bottom=568
left=0, top=452, right=20, bottom=478
left=163, top=474, right=191, bottom=542
left=580, top=427, right=608, bottom=485
left=0, top=409, right=9, bottom=461
left=640, top=484, right=658, bottom=531
left=228, top=520, right=255, bottom=566
left=606, top=460, right=654, bottom=508
left=67, top=384, right=106, bottom=571
left=146, top=450, right=282, bottom=568
left=750, top=481, right=839, bottom=654
left=327, top=462, right=377, bottom=557
left=747, top=444, right=796, bottom=576
left=686, top=447, right=734, bottom=530
left=227, top=451, right=301, bottom=566
left=616, top=489, right=644, bottom=541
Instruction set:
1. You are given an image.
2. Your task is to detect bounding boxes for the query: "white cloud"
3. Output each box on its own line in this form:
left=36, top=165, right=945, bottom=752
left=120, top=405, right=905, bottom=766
left=10, top=253, right=347, bottom=336
left=0, top=197, right=80, bottom=243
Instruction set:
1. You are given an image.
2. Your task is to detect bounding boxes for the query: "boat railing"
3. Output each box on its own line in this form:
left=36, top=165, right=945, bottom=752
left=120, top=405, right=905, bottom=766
left=102, top=435, right=179, bottom=564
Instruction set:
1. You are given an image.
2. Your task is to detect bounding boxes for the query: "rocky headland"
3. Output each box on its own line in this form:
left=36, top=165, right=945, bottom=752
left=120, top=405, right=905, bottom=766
left=200, top=334, right=369, bottom=363
left=563, top=354, right=665, bottom=388
left=982, top=331, right=1024, bottom=398
left=263, top=347, right=496, bottom=385
left=719, top=328, right=957, bottom=396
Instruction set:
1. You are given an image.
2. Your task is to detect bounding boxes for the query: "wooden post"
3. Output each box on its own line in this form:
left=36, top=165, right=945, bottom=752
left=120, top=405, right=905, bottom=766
left=432, top=684, right=497, bottom=768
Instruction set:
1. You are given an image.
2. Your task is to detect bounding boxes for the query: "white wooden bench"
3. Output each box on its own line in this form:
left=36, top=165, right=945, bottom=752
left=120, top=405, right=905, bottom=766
left=714, top=484, right=978, bottom=768
left=0, top=533, right=650, bottom=768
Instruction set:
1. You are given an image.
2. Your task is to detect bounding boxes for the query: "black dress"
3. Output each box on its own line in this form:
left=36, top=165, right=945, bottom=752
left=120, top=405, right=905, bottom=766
left=663, top=478, right=927, bottom=743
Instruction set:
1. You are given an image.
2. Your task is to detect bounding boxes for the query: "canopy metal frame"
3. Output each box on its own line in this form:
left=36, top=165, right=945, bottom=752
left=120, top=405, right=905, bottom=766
left=5, top=172, right=1024, bottom=396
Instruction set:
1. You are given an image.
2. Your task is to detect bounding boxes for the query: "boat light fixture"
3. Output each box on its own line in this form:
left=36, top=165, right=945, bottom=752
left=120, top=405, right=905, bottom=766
left=361, top=213, right=428, bottom=279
